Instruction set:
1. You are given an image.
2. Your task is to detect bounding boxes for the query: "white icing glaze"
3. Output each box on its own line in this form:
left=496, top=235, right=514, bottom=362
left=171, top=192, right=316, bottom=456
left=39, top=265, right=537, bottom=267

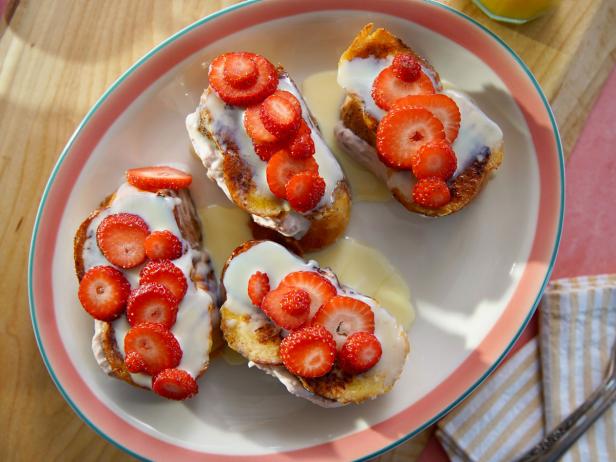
left=86, top=183, right=214, bottom=389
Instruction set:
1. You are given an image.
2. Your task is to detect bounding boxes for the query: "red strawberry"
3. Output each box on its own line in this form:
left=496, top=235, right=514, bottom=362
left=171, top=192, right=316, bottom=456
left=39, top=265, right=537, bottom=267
left=376, top=107, right=445, bottom=170
left=261, top=286, right=310, bottom=330
left=275, top=90, right=302, bottom=116
left=411, top=140, right=457, bottom=180
left=280, top=325, right=336, bottom=378
left=338, top=332, right=382, bottom=375
left=280, top=288, right=311, bottom=317
left=139, top=260, right=188, bottom=302
left=244, top=105, right=279, bottom=145
left=144, top=230, right=183, bottom=261
left=265, top=150, right=318, bottom=199
left=392, top=94, right=461, bottom=142
left=312, top=295, right=375, bottom=349
left=78, top=266, right=130, bottom=321
left=412, top=177, right=451, bottom=208
left=152, top=368, right=199, bottom=400
left=96, top=213, right=150, bottom=268
left=222, top=52, right=258, bottom=89
left=126, top=283, right=179, bottom=329
left=279, top=271, right=336, bottom=318
left=209, top=52, right=278, bottom=107
left=288, top=121, right=315, bottom=159
left=124, top=322, right=182, bottom=376
left=260, top=92, right=301, bottom=138
left=392, top=53, right=421, bottom=82
left=285, top=171, right=325, bottom=213
left=125, top=351, right=146, bottom=373
left=247, top=271, right=270, bottom=306
left=254, top=143, right=284, bottom=162
left=126, top=166, right=192, bottom=191
left=372, top=67, right=435, bottom=111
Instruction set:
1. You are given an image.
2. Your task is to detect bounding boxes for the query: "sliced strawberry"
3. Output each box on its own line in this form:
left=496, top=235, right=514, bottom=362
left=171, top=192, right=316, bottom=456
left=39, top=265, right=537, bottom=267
left=279, top=271, right=336, bottom=318
left=244, top=105, right=279, bottom=144
left=392, top=94, right=461, bottom=142
left=265, top=150, right=318, bottom=199
left=139, top=260, right=187, bottom=302
left=126, top=283, right=179, bottom=329
left=260, top=92, right=301, bottom=138
left=411, top=140, right=457, bottom=180
left=144, top=230, right=183, bottom=261
left=279, top=325, right=336, bottom=378
left=78, top=265, right=130, bottom=321
left=254, top=143, right=285, bottom=162
left=248, top=271, right=270, bottom=306
left=312, top=295, right=375, bottom=350
left=392, top=53, right=421, bottom=82
left=280, top=288, right=311, bottom=317
left=275, top=90, right=302, bottom=116
left=209, top=52, right=278, bottom=107
left=152, top=368, right=198, bottom=400
left=222, top=52, right=258, bottom=89
left=261, top=286, right=310, bottom=330
left=338, top=332, right=382, bottom=375
left=412, top=177, right=451, bottom=208
left=372, top=67, right=435, bottom=111
left=96, top=213, right=150, bottom=268
left=126, top=166, right=192, bottom=191
left=376, top=106, right=445, bottom=170
left=124, top=322, right=182, bottom=376
left=288, top=120, right=315, bottom=159
left=285, top=171, right=325, bottom=213
left=125, top=351, right=146, bottom=373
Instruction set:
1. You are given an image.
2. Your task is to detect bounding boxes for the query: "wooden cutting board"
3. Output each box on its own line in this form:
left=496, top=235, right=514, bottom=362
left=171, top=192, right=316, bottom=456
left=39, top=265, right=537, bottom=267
left=0, top=0, right=613, bottom=460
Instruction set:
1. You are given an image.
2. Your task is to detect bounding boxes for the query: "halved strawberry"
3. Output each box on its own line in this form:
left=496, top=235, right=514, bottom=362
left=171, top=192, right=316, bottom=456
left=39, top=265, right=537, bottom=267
left=209, top=52, right=278, bottom=107
left=260, top=92, right=301, bottom=138
left=96, top=213, right=150, bottom=268
left=244, top=105, right=279, bottom=145
left=392, top=94, right=461, bottom=142
left=278, top=271, right=337, bottom=318
left=372, top=66, right=435, bottom=111
left=376, top=107, right=445, bottom=170
left=139, top=260, right=187, bottom=302
left=338, top=332, right=382, bottom=375
left=411, top=140, right=457, bottom=180
left=222, top=52, right=258, bottom=89
left=265, top=150, right=318, bottom=199
left=261, top=286, right=310, bottom=330
left=152, top=368, right=198, bottom=400
left=312, top=295, right=375, bottom=350
left=392, top=53, right=421, bottom=82
left=78, top=265, right=130, bottom=321
left=285, top=171, right=325, bottom=213
left=125, top=351, right=146, bottom=373
left=288, top=121, right=315, bottom=159
left=280, top=288, right=311, bottom=317
left=412, top=177, right=451, bottom=208
left=126, top=283, right=179, bottom=329
left=124, top=322, right=182, bottom=376
left=126, top=166, right=192, bottom=191
left=144, top=230, right=183, bottom=261
left=248, top=271, right=270, bottom=306
left=279, top=325, right=336, bottom=378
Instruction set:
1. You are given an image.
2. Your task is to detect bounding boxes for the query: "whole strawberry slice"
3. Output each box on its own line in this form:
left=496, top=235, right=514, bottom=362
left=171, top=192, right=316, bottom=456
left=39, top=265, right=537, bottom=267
left=222, top=52, right=258, bottom=89
left=392, top=94, right=461, bottom=143
left=152, top=368, right=198, bottom=400
left=140, top=260, right=188, bottom=302
left=411, top=140, right=457, bottom=180
left=266, top=149, right=318, bottom=199
left=372, top=66, right=435, bottom=111
left=126, top=283, right=179, bottom=329
left=247, top=271, right=270, bottom=306
left=124, top=322, right=182, bottom=376
left=279, top=271, right=337, bottom=318
left=280, top=325, right=336, bottom=378
left=376, top=107, right=445, bottom=170
left=261, top=286, right=310, bottom=330
left=78, top=265, right=130, bottom=321
left=285, top=171, right=326, bottom=213
left=144, top=230, right=183, bottom=260
left=260, top=91, right=301, bottom=138
left=312, top=295, right=375, bottom=350
left=412, top=177, right=451, bottom=208
left=126, top=166, right=192, bottom=191
left=96, top=213, right=150, bottom=268
left=338, top=332, right=382, bottom=375
left=244, top=104, right=280, bottom=145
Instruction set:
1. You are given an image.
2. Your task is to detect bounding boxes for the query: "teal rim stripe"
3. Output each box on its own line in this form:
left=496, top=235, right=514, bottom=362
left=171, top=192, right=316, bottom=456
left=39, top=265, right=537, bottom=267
left=27, top=0, right=564, bottom=461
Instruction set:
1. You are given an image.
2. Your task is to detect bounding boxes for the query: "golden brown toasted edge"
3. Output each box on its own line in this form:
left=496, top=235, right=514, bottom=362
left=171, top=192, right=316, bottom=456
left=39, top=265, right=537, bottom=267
left=74, top=187, right=217, bottom=388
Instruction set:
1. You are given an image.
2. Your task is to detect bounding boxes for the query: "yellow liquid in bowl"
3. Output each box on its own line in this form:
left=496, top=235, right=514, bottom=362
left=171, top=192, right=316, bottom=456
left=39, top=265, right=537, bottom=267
left=476, top=0, right=559, bottom=22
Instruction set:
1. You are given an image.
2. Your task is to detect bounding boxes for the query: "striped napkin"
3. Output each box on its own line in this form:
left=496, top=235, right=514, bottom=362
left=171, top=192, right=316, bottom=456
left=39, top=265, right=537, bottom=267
left=436, top=275, right=616, bottom=462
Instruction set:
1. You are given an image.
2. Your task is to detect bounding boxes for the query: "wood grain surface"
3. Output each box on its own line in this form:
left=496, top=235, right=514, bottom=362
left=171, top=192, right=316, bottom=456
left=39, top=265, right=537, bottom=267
left=0, top=0, right=614, bottom=461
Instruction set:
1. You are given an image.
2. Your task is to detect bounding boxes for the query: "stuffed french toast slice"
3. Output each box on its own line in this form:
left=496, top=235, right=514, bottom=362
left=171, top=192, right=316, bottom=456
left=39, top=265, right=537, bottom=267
left=220, top=240, right=409, bottom=407
left=186, top=52, right=350, bottom=252
left=74, top=166, right=218, bottom=400
left=335, top=24, right=504, bottom=216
